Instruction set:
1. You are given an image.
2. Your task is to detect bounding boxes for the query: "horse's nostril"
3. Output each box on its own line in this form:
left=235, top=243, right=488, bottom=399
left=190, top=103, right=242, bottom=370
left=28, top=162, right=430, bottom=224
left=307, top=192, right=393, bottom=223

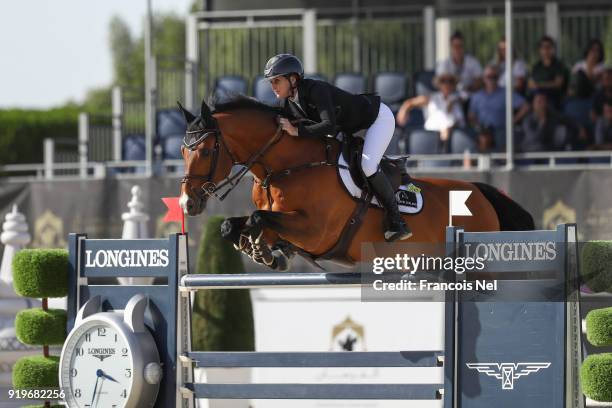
left=186, top=199, right=194, bottom=210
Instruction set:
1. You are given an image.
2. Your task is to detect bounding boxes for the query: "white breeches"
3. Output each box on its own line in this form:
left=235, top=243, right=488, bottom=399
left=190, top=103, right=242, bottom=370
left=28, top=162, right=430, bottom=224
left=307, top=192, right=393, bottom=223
left=361, top=102, right=396, bottom=177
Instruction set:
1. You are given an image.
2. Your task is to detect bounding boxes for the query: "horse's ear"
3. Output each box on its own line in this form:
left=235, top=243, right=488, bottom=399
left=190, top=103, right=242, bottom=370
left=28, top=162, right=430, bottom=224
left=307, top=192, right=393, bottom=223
left=200, top=99, right=214, bottom=121
left=177, top=101, right=196, bottom=124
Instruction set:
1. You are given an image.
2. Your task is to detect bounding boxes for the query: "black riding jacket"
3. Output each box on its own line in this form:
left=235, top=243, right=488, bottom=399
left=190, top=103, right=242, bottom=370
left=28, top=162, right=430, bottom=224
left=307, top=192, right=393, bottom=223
left=282, top=78, right=381, bottom=138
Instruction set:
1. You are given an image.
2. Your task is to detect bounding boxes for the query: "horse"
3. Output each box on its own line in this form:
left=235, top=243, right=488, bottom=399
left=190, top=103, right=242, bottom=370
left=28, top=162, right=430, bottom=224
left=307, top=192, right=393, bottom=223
left=179, top=97, right=534, bottom=270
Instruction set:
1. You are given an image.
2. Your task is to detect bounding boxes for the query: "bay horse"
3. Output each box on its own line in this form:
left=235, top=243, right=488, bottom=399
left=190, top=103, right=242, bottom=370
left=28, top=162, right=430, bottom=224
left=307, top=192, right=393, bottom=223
left=179, top=97, right=534, bottom=270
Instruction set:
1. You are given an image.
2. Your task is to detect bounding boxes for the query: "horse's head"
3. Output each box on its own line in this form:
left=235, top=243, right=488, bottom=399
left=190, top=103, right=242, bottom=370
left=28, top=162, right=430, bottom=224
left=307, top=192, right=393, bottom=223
left=178, top=100, right=233, bottom=216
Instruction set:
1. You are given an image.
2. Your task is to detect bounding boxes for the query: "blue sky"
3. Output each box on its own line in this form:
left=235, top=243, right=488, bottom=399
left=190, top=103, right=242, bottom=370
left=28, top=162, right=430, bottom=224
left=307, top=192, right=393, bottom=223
left=0, top=0, right=192, bottom=109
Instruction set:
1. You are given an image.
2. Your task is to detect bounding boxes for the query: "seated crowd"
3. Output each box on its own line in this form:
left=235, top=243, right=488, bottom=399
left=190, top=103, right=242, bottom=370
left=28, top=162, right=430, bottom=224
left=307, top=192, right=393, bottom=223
left=396, top=31, right=612, bottom=154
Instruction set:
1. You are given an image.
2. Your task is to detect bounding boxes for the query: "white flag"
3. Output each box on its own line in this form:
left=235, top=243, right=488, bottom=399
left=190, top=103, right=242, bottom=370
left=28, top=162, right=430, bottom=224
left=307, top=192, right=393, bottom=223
left=449, top=190, right=472, bottom=217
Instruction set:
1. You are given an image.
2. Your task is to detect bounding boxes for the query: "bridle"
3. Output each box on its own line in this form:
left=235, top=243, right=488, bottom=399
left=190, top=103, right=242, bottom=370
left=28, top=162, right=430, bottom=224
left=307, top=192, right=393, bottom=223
left=181, top=122, right=284, bottom=203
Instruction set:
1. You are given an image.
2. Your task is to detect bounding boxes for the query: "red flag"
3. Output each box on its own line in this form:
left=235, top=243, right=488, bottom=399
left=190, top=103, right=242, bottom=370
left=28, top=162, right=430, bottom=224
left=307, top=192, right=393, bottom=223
left=162, top=197, right=185, bottom=233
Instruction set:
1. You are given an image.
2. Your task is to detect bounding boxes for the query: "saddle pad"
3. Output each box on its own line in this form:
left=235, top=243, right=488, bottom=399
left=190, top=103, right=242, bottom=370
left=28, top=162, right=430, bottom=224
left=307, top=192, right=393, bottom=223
left=338, top=155, right=423, bottom=214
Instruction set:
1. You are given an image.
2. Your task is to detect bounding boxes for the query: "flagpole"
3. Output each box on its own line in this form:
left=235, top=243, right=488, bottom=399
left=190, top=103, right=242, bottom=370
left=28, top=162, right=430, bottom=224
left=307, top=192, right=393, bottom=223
left=448, top=192, right=452, bottom=227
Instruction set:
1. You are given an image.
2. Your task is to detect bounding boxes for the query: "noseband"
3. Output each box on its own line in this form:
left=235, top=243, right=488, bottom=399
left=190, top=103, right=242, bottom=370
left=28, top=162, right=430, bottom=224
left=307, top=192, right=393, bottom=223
left=181, top=123, right=284, bottom=203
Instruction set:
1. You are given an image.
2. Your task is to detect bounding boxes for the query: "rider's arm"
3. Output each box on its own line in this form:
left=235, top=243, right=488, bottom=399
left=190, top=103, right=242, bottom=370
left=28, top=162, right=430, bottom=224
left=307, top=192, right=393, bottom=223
left=296, top=84, right=336, bottom=138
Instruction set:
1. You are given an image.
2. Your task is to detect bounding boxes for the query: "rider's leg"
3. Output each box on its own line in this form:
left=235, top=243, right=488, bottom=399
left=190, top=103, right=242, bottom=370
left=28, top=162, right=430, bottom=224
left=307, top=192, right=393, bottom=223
left=361, top=102, right=412, bottom=242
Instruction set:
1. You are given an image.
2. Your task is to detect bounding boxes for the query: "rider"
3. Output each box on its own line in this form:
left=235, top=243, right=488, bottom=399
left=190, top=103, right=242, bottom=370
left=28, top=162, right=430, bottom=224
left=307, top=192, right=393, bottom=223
left=264, top=53, right=412, bottom=242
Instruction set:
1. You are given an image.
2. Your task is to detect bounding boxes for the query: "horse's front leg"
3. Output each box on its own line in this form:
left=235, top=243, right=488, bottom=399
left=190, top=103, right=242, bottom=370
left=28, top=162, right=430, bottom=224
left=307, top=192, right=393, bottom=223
left=242, top=209, right=305, bottom=271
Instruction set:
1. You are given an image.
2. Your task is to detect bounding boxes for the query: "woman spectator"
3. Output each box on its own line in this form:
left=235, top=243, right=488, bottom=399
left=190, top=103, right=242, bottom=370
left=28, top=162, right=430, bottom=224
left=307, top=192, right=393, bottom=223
left=492, top=37, right=528, bottom=95
left=570, top=39, right=605, bottom=98
left=528, top=36, right=568, bottom=110
left=396, top=72, right=470, bottom=151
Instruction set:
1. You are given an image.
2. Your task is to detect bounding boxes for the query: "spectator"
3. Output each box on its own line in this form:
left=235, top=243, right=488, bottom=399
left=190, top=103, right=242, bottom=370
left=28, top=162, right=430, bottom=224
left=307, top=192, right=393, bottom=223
left=571, top=39, right=606, bottom=98
left=469, top=65, right=530, bottom=152
left=521, top=90, right=576, bottom=152
left=592, top=98, right=612, bottom=149
left=528, top=36, right=568, bottom=109
left=592, top=67, right=612, bottom=119
left=397, top=72, right=470, bottom=149
left=436, top=31, right=483, bottom=99
left=492, top=37, right=528, bottom=95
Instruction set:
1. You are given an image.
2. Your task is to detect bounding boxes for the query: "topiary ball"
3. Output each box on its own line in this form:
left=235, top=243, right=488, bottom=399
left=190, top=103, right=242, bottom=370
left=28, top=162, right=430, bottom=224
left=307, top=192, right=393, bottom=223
left=581, top=353, right=612, bottom=402
left=12, top=355, right=60, bottom=389
left=585, top=307, right=612, bottom=347
left=15, top=308, right=67, bottom=346
left=581, top=241, right=612, bottom=293
left=12, top=249, right=69, bottom=298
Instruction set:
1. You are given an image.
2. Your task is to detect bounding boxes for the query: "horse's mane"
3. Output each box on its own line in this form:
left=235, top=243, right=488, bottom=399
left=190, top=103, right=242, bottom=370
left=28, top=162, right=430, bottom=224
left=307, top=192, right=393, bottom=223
left=211, top=94, right=285, bottom=116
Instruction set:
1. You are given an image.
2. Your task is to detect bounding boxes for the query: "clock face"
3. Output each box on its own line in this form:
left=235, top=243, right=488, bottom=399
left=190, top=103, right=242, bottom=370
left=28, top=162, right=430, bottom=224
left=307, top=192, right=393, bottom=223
left=61, top=320, right=134, bottom=408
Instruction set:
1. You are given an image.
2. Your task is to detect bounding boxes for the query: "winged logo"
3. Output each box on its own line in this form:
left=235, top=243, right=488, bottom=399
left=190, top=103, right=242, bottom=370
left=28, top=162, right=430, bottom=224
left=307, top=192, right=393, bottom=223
left=466, top=362, right=551, bottom=390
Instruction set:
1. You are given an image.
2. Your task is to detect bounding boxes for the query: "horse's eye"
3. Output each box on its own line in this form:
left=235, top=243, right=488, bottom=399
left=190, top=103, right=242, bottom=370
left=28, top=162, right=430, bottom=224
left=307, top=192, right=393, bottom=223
left=201, top=148, right=210, bottom=157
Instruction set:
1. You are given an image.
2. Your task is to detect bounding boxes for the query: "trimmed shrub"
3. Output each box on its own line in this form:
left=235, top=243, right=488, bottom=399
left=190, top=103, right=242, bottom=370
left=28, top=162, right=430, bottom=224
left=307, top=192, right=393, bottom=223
left=581, top=353, right=612, bottom=402
left=12, top=356, right=60, bottom=389
left=581, top=241, right=612, bottom=293
left=585, top=307, right=612, bottom=347
left=15, top=308, right=67, bottom=346
left=191, top=215, right=255, bottom=351
left=12, top=249, right=69, bottom=298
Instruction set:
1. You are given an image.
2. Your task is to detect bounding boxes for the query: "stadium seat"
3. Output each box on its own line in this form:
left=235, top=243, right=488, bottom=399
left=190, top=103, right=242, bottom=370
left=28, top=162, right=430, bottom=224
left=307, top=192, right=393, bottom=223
left=163, top=135, right=183, bottom=160
left=305, top=73, right=328, bottom=82
left=253, top=75, right=279, bottom=106
left=450, top=129, right=477, bottom=154
left=334, top=73, right=366, bottom=94
left=214, top=75, right=248, bottom=103
left=374, top=72, right=408, bottom=114
left=123, top=134, right=146, bottom=161
left=408, top=129, right=449, bottom=167
left=414, top=70, right=436, bottom=96
left=157, top=109, right=187, bottom=140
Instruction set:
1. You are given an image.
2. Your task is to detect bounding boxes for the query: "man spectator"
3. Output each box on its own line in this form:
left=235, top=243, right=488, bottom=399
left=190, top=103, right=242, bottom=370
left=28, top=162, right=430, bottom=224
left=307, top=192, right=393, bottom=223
left=528, top=36, right=568, bottom=110
left=521, top=90, right=576, bottom=152
left=436, top=31, right=483, bottom=99
left=592, top=98, right=612, bottom=149
left=492, top=37, right=528, bottom=95
left=593, top=68, right=612, bottom=120
left=469, top=64, right=529, bottom=152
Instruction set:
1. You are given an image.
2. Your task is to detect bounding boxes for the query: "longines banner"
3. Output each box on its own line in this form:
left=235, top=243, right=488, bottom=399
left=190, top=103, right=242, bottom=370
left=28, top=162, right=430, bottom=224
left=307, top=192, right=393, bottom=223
left=0, top=169, right=611, bottom=271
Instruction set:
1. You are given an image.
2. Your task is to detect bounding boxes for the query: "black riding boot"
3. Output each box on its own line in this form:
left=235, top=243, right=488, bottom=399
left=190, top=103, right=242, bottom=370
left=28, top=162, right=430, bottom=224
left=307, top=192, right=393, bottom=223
left=367, top=170, right=412, bottom=242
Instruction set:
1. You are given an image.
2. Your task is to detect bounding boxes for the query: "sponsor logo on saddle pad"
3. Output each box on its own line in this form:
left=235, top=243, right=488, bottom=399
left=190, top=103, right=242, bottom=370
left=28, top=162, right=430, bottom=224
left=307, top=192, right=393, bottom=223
left=337, top=155, right=424, bottom=214
left=466, top=362, right=551, bottom=390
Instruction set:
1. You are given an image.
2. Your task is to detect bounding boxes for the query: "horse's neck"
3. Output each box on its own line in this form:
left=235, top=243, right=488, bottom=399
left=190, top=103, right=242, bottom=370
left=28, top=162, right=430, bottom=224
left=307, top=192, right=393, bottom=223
left=222, top=115, right=324, bottom=180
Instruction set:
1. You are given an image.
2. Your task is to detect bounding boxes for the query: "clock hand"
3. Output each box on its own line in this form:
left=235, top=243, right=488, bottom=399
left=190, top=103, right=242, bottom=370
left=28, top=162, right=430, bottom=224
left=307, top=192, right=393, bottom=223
left=90, top=370, right=102, bottom=406
left=100, top=371, right=119, bottom=383
left=93, top=377, right=104, bottom=408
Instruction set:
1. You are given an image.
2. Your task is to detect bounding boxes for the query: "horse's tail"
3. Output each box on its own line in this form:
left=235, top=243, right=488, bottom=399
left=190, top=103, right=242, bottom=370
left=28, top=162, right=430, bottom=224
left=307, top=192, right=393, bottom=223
left=472, top=182, right=535, bottom=231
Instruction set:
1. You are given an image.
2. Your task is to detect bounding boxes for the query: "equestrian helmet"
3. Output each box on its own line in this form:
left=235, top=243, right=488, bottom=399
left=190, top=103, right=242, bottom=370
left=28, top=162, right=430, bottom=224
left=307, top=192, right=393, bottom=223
left=264, top=54, right=304, bottom=80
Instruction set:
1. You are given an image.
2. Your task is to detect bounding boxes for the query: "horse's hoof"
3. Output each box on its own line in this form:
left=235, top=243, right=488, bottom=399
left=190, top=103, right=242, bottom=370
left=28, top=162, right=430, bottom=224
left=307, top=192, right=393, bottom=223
left=271, top=249, right=290, bottom=272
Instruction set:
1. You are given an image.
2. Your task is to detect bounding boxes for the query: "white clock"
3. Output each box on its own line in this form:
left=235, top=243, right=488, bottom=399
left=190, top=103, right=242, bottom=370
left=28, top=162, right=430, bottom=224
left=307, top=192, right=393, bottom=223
left=59, top=294, right=162, bottom=408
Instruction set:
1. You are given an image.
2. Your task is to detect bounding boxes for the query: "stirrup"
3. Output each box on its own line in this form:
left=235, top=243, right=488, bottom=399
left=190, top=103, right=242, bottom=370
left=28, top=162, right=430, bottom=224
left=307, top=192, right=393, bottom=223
left=384, top=228, right=412, bottom=242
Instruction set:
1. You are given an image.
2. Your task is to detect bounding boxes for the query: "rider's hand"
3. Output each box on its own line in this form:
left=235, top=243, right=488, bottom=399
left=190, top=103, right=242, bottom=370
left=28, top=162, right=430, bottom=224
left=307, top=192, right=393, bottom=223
left=279, top=118, right=299, bottom=136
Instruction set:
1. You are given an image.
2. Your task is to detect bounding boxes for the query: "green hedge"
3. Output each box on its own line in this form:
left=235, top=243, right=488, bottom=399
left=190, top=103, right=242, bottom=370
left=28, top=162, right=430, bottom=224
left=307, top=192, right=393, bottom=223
left=15, top=308, right=67, bottom=346
left=581, top=353, right=612, bottom=402
left=12, top=356, right=60, bottom=389
left=12, top=249, right=69, bottom=298
left=581, top=241, right=612, bottom=293
left=0, top=107, right=79, bottom=166
left=192, top=216, right=255, bottom=351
